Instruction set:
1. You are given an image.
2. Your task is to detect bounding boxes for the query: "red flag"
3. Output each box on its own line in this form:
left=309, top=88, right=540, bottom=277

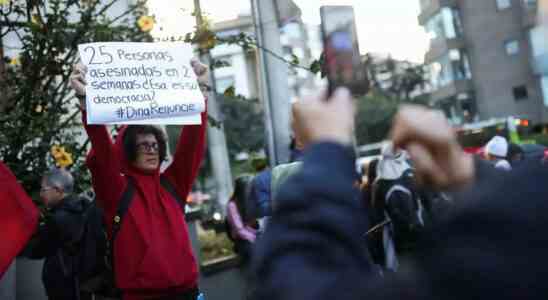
left=0, top=161, right=39, bottom=279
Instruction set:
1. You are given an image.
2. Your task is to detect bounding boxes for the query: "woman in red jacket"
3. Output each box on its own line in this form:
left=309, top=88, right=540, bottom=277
left=69, top=59, right=208, bottom=300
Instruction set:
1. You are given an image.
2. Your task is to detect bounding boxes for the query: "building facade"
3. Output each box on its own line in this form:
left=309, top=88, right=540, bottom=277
left=363, top=52, right=432, bottom=100
left=210, top=14, right=323, bottom=101
left=419, top=0, right=548, bottom=125
left=211, top=16, right=259, bottom=99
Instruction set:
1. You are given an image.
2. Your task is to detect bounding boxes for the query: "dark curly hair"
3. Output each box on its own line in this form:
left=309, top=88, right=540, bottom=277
left=122, top=125, right=168, bottom=163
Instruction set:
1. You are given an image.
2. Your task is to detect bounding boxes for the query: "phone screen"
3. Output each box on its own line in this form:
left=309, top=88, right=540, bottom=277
left=320, top=6, right=369, bottom=97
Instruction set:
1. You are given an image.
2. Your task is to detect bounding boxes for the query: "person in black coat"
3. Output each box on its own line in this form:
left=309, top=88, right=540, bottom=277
left=23, top=168, right=86, bottom=300
left=251, top=88, right=548, bottom=300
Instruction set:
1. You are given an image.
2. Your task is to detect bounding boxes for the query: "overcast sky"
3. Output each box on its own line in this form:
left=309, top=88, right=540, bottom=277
left=148, top=0, right=429, bottom=63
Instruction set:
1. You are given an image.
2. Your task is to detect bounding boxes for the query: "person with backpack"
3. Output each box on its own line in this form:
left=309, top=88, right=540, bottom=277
left=23, top=168, right=87, bottom=300
left=369, top=143, right=425, bottom=272
left=69, top=59, right=208, bottom=300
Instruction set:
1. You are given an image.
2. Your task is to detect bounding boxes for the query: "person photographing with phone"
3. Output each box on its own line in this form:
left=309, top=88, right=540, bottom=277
left=252, top=86, right=548, bottom=300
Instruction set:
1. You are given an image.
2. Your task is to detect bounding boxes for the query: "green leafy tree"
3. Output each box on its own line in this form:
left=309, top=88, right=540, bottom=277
left=218, top=94, right=265, bottom=160
left=354, top=92, right=399, bottom=145
left=0, top=0, right=151, bottom=197
left=353, top=54, right=430, bottom=145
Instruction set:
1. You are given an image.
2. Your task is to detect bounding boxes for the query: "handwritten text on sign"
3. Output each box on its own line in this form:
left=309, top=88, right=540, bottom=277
left=78, top=42, right=204, bottom=125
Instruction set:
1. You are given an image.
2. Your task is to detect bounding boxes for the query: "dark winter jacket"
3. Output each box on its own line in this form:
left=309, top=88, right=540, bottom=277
left=251, top=142, right=548, bottom=300
left=24, top=196, right=86, bottom=300
left=251, top=143, right=375, bottom=300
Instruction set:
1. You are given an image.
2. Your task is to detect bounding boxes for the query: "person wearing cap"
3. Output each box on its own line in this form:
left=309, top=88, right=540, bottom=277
left=484, top=136, right=511, bottom=170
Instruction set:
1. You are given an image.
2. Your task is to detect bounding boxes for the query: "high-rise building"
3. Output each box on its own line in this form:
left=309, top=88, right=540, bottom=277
left=419, top=0, right=548, bottom=125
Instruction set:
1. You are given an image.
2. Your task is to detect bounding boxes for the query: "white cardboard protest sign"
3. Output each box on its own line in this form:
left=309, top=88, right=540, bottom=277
left=78, top=42, right=205, bottom=125
left=120, top=114, right=201, bottom=125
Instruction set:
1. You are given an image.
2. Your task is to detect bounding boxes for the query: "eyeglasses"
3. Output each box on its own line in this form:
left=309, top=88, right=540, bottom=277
left=40, top=186, right=58, bottom=193
left=136, top=142, right=159, bottom=153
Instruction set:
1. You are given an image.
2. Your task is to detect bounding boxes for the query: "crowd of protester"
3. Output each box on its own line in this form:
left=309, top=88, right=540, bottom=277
left=2, top=54, right=548, bottom=300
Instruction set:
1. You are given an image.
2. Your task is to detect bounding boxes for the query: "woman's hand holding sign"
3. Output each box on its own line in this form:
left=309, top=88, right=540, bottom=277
left=70, top=62, right=88, bottom=110
left=190, top=58, right=210, bottom=98
left=70, top=58, right=209, bottom=113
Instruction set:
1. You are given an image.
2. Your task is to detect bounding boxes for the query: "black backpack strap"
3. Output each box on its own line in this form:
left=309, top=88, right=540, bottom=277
left=105, top=176, right=136, bottom=279
left=112, top=176, right=136, bottom=241
left=160, top=176, right=186, bottom=211
left=106, top=177, right=182, bottom=272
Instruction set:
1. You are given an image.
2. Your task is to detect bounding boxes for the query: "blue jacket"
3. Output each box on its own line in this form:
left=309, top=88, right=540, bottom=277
left=251, top=142, right=548, bottom=300
left=248, top=150, right=305, bottom=220
left=248, top=169, right=272, bottom=219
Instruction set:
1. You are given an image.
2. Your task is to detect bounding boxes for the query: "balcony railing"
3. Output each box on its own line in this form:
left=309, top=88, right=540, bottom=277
left=425, top=37, right=466, bottom=64
left=429, top=79, right=474, bottom=103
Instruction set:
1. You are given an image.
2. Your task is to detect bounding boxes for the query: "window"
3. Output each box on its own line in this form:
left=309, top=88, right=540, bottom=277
left=541, top=77, right=548, bottom=106
left=513, top=85, right=529, bottom=101
left=450, top=50, right=472, bottom=80
left=529, top=26, right=547, bottom=57
left=281, top=22, right=302, bottom=40
left=453, top=9, right=464, bottom=35
left=213, top=56, right=232, bottom=69
left=429, top=58, right=450, bottom=88
left=449, top=49, right=461, bottom=60
left=216, top=76, right=235, bottom=94
left=505, top=40, right=520, bottom=56
left=216, top=29, right=241, bottom=38
left=429, top=50, right=472, bottom=90
left=426, top=15, right=444, bottom=40
left=425, top=8, right=462, bottom=41
left=496, top=0, right=511, bottom=10
left=522, top=0, right=537, bottom=8
left=441, top=8, right=457, bottom=39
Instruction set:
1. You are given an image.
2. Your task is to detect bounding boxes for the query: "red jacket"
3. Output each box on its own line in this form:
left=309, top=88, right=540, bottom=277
left=83, top=112, right=207, bottom=300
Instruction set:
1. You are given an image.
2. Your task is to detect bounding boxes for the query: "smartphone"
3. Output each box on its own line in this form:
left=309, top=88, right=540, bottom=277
left=320, top=6, right=369, bottom=97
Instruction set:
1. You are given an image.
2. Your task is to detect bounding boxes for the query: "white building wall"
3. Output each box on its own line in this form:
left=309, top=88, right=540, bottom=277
left=210, top=43, right=253, bottom=98
left=208, top=18, right=323, bottom=101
